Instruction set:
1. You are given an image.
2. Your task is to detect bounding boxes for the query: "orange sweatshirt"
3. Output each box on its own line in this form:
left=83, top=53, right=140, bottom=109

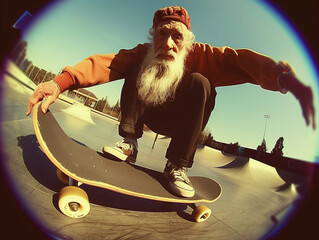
left=54, top=42, right=292, bottom=93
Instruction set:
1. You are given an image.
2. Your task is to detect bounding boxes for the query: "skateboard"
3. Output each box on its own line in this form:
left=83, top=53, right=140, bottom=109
left=32, top=102, right=222, bottom=222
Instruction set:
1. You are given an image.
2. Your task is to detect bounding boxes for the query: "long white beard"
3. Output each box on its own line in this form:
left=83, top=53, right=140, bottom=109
left=137, top=44, right=188, bottom=106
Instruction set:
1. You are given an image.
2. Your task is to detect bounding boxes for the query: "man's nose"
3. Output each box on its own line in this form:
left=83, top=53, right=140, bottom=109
left=163, top=36, right=174, bottom=50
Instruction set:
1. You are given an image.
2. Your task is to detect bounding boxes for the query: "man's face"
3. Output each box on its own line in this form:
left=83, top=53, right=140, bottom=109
left=153, top=21, right=185, bottom=61
left=136, top=21, right=191, bottom=106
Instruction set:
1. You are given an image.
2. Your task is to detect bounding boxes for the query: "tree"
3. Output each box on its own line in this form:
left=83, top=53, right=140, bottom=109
left=112, top=100, right=121, bottom=113
left=198, top=130, right=213, bottom=145
left=95, top=97, right=110, bottom=112
left=109, top=100, right=121, bottom=118
left=257, top=139, right=267, bottom=153
left=271, top=137, right=284, bottom=156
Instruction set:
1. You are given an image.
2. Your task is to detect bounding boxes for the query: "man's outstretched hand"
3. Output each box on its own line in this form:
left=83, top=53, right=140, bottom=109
left=281, top=71, right=316, bottom=130
left=26, top=80, right=60, bottom=116
left=296, top=85, right=316, bottom=129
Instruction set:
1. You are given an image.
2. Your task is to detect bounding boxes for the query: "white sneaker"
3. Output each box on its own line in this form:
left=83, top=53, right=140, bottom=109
left=102, top=140, right=137, bottom=164
left=163, top=161, right=195, bottom=198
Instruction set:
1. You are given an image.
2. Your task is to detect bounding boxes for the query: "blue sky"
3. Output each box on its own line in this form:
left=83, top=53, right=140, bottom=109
left=23, top=0, right=318, bottom=161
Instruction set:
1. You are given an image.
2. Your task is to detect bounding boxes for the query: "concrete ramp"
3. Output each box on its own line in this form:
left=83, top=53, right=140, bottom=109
left=248, top=160, right=288, bottom=190
left=194, top=147, right=295, bottom=191
left=195, top=147, right=238, bottom=167
left=216, top=157, right=299, bottom=191
left=61, top=102, right=95, bottom=124
left=216, top=155, right=307, bottom=191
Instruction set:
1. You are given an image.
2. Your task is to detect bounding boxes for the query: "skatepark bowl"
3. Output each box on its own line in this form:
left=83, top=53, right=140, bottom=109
left=0, top=62, right=316, bottom=239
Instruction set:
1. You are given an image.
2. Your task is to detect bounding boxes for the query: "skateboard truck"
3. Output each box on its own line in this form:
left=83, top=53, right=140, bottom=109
left=68, top=177, right=80, bottom=187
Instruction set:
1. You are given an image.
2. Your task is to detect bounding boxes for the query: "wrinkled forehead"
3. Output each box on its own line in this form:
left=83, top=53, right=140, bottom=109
left=155, top=20, right=188, bottom=34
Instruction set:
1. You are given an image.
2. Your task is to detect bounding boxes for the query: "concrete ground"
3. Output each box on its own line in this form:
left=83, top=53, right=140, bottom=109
left=0, top=64, right=312, bottom=239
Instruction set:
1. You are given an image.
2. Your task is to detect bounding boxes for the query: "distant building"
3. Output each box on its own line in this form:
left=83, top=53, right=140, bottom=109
left=66, top=88, right=98, bottom=108
left=28, top=66, right=40, bottom=82
left=34, top=69, right=47, bottom=84
left=20, top=59, right=32, bottom=72
left=25, top=63, right=34, bottom=76
left=44, top=72, right=56, bottom=82
left=26, top=65, right=56, bottom=84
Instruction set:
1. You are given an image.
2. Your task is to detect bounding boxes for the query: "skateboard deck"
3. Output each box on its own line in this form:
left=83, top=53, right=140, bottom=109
left=32, top=102, right=222, bottom=222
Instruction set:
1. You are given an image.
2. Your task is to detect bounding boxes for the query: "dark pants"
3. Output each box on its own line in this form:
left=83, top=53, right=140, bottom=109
left=119, top=72, right=217, bottom=168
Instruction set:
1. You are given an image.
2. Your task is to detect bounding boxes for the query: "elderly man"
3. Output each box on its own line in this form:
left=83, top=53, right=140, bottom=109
left=26, top=6, right=315, bottom=198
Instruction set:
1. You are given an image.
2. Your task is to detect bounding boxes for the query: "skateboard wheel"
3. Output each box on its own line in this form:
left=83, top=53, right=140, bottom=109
left=56, top=169, right=69, bottom=185
left=192, top=205, right=211, bottom=223
left=58, top=186, right=90, bottom=218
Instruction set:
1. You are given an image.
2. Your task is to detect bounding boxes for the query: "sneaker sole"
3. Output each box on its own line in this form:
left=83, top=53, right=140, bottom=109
left=168, top=181, right=195, bottom=198
left=102, top=146, right=127, bottom=161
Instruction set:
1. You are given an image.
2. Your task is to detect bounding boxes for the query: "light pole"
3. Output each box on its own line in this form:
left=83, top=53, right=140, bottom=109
left=263, top=114, right=270, bottom=140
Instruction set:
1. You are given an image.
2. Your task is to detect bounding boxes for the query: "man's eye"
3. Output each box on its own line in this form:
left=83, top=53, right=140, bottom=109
left=173, top=34, right=183, bottom=40
left=158, top=29, right=166, bottom=36
left=173, top=34, right=183, bottom=44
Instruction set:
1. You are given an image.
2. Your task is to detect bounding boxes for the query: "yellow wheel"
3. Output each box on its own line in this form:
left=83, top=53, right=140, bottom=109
left=56, top=169, right=69, bottom=185
left=192, top=205, right=211, bottom=223
left=58, top=186, right=90, bottom=218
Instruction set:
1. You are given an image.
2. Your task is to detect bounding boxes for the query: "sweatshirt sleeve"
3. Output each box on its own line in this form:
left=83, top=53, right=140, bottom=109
left=189, top=43, right=294, bottom=92
left=54, top=44, right=149, bottom=92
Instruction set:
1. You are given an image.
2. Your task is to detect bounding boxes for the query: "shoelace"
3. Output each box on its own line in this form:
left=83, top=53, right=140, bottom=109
left=170, top=166, right=190, bottom=183
left=115, top=141, right=133, bottom=153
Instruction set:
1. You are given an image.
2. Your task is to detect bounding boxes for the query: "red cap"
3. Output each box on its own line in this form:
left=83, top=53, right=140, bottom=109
left=153, top=6, right=191, bottom=30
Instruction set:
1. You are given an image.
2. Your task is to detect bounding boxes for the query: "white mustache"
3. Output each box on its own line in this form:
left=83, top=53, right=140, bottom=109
left=155, top=49, right=177, bottom=59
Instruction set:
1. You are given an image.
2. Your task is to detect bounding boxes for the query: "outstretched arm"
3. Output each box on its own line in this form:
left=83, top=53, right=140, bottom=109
left=192, top=44, right=316, bottom=129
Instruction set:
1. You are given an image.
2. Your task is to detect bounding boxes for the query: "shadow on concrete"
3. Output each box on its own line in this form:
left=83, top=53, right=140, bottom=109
left=217, top=156, right=249, bottom=169
left=18, top=134, right=62, bottom=192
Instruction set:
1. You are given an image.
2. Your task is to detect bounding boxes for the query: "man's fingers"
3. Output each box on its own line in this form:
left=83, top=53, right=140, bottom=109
left=41, top=95, right=56, bottom=114
left=312, top=116, right=316, bottom=130
left=26, top=102, right=33, bottom=116
left=26, top=91, right=44, bottom=116
left=298, top=86, right=316, bottom=130
left=302, top=101, right=316, bottom=130
left=310, top=105, right=316, bottom=130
